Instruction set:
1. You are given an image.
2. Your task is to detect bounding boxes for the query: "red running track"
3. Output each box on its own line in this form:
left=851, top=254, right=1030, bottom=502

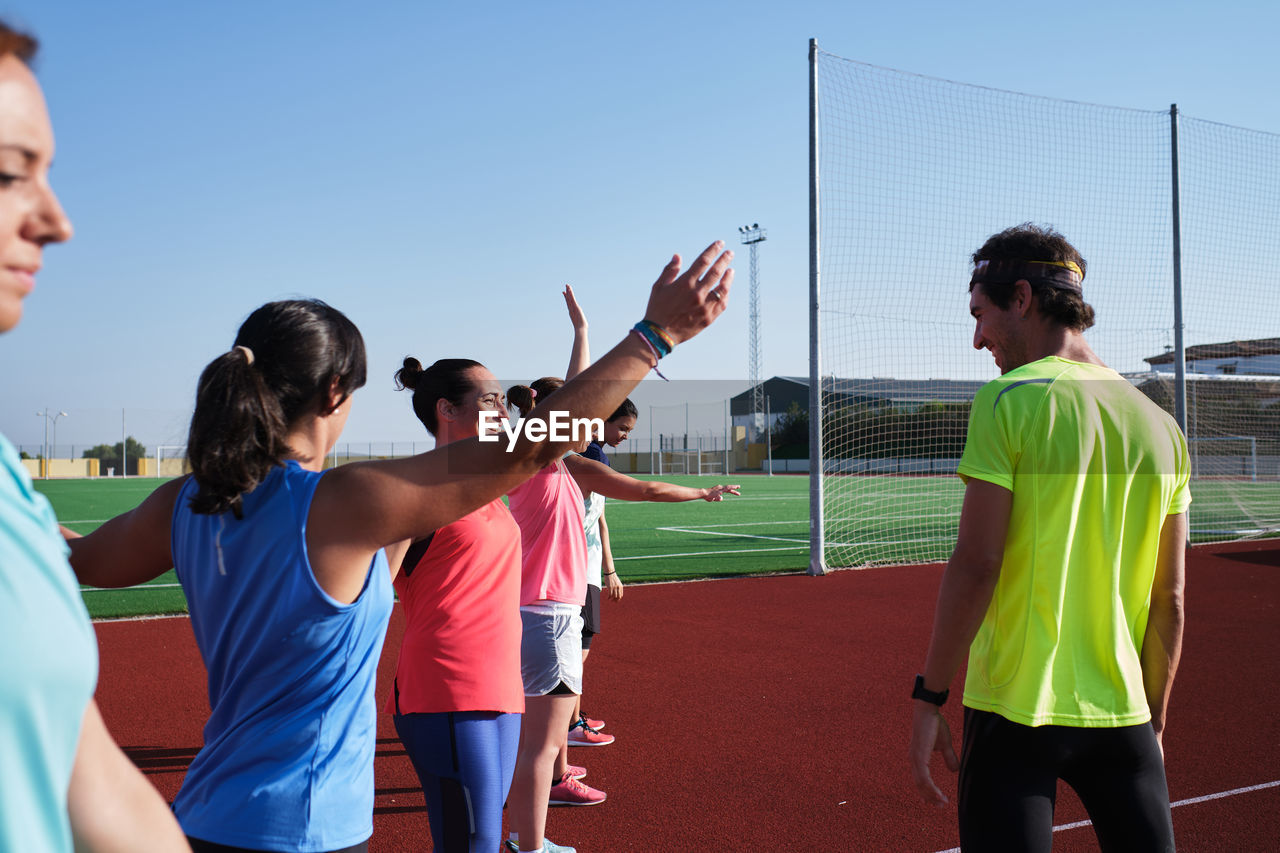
left=94, top=540, right=1280, bottom=851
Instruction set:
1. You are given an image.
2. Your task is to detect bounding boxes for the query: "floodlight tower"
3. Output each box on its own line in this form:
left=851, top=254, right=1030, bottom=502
left=738, top=223, right=767, bottom=442
left=36, top=408, right=68, bottom=479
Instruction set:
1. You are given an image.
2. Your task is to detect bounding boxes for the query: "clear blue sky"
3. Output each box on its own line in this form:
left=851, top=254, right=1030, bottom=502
left=4, top=0, right=1278, bottom=452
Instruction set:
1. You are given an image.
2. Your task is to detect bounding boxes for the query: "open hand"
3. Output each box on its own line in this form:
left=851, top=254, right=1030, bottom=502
left=643, top=241, right=734, bottom=345
left=703, top=485, right=741, bottom=502
left=563, top=285, right=588, bottom=332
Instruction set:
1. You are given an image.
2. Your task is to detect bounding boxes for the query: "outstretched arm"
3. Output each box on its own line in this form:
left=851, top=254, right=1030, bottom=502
left=909, top=477, right=1010, bottom=806
left=310, top=242, right=734, bottom=556
left=1142, top=511, right=1186, bottom=752
left=68, top=700, right=191, bottom=851
left=69, top=477, right=185, bottom=589
left=564, top=455, right=740, bottom=502
left=564, top=285, right=590, bottom=380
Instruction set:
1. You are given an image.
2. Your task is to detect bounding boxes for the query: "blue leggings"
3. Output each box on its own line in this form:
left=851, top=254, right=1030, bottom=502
left=392, top=710, right=521, bottom=853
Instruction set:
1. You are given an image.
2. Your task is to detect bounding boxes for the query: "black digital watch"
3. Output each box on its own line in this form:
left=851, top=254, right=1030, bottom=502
left=912, top=674, right=949, bottom=707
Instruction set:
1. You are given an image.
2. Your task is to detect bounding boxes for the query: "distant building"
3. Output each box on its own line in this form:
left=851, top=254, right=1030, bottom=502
left=1144, top=337, right=1280, bottom=376
left=730, top=375, right=987, bottom=436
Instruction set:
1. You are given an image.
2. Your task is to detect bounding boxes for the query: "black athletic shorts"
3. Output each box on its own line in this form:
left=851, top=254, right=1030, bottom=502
left=958, top=707, right=1175, bottom=853
left=580, top=584, right=601, bottom=649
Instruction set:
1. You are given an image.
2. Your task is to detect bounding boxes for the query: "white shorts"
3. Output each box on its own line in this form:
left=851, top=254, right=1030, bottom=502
left=519, top=602, right=584, bottom=697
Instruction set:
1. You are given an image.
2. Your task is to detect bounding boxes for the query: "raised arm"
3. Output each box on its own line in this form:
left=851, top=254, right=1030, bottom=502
left=68, top=477, right=185, bottom=589
left=564, top=284, right=590, bottom=380
left=310, top=242, right=734, bottom=557
left=564, top=454, right=740, bottom=502
left=1141, top=511, right=1186, bottom=752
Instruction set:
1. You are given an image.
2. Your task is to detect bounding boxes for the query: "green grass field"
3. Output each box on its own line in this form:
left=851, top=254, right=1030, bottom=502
left=37, top=475, right=814, bottom=619
left=38, top=472, right=1277, bottom=619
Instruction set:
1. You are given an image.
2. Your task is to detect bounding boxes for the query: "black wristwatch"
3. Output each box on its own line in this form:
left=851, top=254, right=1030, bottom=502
left=912, top=674, right=949, bottom=707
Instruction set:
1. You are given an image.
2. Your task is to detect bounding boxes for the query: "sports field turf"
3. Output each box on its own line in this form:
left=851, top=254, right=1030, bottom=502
left=38, top=473, right=1277, bottom=619
left=38, top=474, right=814, bottom=619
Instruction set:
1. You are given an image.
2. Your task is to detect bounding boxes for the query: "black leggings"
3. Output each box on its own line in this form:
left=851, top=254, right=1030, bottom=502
left=958, top=708, right=1175, bottom=853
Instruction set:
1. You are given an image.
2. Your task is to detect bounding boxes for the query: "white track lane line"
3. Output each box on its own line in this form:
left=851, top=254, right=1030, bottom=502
left=931, top=779, right=1280, bottom=853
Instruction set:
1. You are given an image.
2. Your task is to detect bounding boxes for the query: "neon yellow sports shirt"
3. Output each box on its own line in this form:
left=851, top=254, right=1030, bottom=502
left=957, top=357, right=1192, bottom=727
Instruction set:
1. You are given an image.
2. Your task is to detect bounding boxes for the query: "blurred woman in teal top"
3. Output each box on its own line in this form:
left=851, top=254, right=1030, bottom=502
left=0, top=20, right=189, bottom=852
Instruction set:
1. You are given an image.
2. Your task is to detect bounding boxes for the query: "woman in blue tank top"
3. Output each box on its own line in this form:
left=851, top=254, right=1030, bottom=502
left=69, top=243, right=735, bottom=852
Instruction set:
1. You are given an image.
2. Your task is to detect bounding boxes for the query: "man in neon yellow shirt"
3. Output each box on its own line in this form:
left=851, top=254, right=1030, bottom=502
left=908, top=224, right=1190, bottom=852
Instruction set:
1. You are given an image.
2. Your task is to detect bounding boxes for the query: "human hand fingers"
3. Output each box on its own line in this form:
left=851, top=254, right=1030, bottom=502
left=681, top=240, right=725, bottom=290
left=563, top=285, right=587, bottom=329
left=910, top=706, right=950, bottom=806
left=940, top=721, right=960, bottom=772
left=909, top=740, right=948, bottom=806
left=724, top=485, right=741, bottom=496
left=696, top=246, right=735, bottom=296
left=642, top=242, right=733, bottom=344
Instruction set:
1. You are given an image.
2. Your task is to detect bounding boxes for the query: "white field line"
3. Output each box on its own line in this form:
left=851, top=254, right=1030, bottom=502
left=604, top=495, right=807, bottom=504
left=656, top=520, right=806, bottom=529
left=615, top=545, right=806, bottom=560
left=656, top=526, right=808, bottom=546
left=93, top=612, right=190, bottom=623
left=931, top=779, right=1280, bottom=853
left=80, top=583, right=182, bottom=592
left=651, top=524, right=954, bottom=553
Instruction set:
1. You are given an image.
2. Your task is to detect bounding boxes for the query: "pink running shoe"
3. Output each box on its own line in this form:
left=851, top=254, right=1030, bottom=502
left=568, top=764, right=587, bottom=780
left=567, top=718, right=614, bottom=747
left=548, top=771, right=606, bottom=806
left=581, top=713, right=605, bottom=731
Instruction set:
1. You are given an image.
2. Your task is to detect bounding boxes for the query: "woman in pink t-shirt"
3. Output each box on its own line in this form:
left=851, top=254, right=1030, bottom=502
left=503, top=377, right=601, bottom=853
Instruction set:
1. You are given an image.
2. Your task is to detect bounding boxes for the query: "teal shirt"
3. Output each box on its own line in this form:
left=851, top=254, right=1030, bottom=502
left=0, top=434, right=98, bottom=852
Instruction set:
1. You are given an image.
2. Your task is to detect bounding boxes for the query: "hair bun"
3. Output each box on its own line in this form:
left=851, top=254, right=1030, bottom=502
left=395, top=356, right=424, bottom=391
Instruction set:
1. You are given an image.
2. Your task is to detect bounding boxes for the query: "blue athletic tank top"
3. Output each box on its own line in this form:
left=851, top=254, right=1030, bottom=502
left=170, top=461, right=393, bottom=852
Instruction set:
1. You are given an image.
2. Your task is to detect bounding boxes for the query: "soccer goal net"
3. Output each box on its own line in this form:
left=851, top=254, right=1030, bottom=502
left=809, top=43, right=1280, bottom=568
left=647, top=399, right=732, bottom=476
left=654, top=449, right=700, bottom=476
left=155, top=445, right=190, bottom=478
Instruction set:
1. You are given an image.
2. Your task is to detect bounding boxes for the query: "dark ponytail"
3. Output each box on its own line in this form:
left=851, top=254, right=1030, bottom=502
left=506, top=385, right=535, bottom=418
left=395, top=357, right=484, bottom=436
left=507, top=376, right=563, bottom=419
left=186, top=300, right=367, bottom=516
